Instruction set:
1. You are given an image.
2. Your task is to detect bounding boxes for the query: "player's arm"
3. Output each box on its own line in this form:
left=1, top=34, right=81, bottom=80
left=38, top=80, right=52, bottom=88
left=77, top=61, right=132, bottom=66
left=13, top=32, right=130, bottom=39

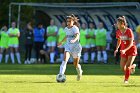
left=114, top=38, right=121, bottom=56
left=121, top=38, right=133, bottom=52
left=116, top=39, right=121, bottom=50
left=91, top=35, right=95, bottom=39
left=52, top=32, right=57, bottom=36
left=47, top=32, right=57, bottom=36
left=70, top=33, right=79, bottom=43
left=86, top=34, right=90, bottom=39
left=17, top=32, right=20, bottom=37
left=9, top=33, right=19, bottom=37
left=52, top=27, right=58, bottom=36
left=57, top=36, right=67, bottom=47
left=9, top=32, right=20, bottom=37
left=47, top=27, right=57, bottom=36
left=86, top=30, right=90, bottom=39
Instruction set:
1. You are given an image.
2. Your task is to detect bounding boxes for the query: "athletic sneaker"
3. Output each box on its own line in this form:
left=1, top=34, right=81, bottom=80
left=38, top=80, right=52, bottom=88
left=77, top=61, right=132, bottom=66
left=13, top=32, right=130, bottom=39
left=28, top=60, right=31, bottom=64
left=131, top=64, right=136, bottom=74
left=124, top=80, right=128, bottom=84
left=77, top=70, right=83, bottom=81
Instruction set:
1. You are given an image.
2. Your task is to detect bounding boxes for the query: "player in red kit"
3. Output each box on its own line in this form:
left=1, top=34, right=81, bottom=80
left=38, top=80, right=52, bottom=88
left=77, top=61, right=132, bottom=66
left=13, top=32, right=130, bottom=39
left=114, top=16, right=137, bottom=84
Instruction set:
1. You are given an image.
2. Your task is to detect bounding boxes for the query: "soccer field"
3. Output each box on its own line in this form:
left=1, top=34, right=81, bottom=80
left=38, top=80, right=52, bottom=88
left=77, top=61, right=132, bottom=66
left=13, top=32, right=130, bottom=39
left=0, top=64, right=139, bottom=93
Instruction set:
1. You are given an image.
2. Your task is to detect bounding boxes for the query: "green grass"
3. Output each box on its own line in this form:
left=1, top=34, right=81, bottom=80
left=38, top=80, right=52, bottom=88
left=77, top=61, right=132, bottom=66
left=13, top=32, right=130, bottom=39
left=0, top=64, right=140, bottom=93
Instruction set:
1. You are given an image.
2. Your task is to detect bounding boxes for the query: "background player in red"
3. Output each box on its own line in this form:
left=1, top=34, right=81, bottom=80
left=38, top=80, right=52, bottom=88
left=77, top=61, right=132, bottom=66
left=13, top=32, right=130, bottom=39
left=114, top=16, right=137, bottom=84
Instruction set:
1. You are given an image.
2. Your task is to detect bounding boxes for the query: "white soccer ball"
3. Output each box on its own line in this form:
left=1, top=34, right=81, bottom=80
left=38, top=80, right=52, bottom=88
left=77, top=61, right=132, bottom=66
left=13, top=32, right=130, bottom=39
left=56, top=74, right=66, bottom=83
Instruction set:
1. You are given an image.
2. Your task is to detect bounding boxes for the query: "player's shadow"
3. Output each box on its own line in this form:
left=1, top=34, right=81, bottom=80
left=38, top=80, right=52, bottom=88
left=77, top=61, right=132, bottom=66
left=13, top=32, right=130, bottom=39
left=0, top=64, right=140, bottom=75
left=3, top=81, right=56, bottom=84
left=31, top=81, right=56, bottom=83
left=122, top=84, right=140, bottom=87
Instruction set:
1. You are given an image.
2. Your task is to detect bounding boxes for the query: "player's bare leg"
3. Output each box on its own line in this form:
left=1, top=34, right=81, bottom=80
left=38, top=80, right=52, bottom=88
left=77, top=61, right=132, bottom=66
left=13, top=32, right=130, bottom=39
left=120, top=57, right=127, bottom=72
left=120, top=57, right=128, bottom=83
left=124, top=56, right=136, bottom=83
left=73, top=57, right=83, bottom=81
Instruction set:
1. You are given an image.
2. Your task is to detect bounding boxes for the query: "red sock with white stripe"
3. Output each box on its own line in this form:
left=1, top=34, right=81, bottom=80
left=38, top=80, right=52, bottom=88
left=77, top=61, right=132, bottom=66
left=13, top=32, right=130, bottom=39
left=125, top=68, right=130, bottom=81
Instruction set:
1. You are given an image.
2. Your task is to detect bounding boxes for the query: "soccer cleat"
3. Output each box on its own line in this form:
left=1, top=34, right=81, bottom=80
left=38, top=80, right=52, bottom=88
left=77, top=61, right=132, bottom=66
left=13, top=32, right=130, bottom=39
left=124, top=80, right=129, bottom=84
left=131, top=64, right=136, bottom=74
left=77, top=70, right=83, bottom=81
left=27, top=60, right=31, bottom=64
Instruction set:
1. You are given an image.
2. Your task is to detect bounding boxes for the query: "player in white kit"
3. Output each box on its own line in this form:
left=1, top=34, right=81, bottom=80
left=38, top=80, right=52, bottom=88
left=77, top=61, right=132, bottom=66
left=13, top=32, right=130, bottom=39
left=57, top=14, right=83, bottom=81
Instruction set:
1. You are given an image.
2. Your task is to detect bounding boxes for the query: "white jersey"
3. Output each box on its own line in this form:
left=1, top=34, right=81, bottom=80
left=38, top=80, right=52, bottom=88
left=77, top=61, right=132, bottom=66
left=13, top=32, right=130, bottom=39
left=64, top=25, right=82, bottom=58
left=64, top=25, right=80, bottom=44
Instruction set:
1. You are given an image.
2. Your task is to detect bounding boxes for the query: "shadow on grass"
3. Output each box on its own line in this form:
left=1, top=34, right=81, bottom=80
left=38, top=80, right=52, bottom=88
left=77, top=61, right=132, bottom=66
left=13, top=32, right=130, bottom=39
left=3, top=81, right=56, bottom=84
left=0, top=64, right=140, bottom=75
left=122, top=84, right=140, bottom=87
left=3, top=80, right=140, bottom=87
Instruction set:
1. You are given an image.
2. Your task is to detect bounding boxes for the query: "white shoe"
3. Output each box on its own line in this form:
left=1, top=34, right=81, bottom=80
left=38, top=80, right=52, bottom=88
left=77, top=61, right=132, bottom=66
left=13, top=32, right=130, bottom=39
left=124, top=80, right=129, bottom=84
left=27, top=60, right=31, bottom=64
left=131, top=64, right=136, bottom=74
left=77, top=70, right=83, bottom=81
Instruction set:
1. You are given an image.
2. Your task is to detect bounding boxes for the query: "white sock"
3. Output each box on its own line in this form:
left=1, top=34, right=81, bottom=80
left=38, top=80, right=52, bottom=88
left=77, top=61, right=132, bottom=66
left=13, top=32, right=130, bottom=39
left=106, top=43, right=110, bottom=50
left=27, top=59, right=31, bottom=64
left=16, top=52, right=21, bottom=64
left=5, top=54, right=9, bottom=63
left=0, top=54, right=3, bottom=63
left=60, top=53, right=64, bottom=61
left=91, top=52, right=96, bottom=62
left=102, top=51, right=107, bottom=63
left=97, top=51, right=101, bottom=62
left=59, top=61, right=67, bottom=74
left=10, top=53, right=15, bottom=64
left=50, top=52, right=55, bottom=63
left=84, top=52, right=88, bottom=62
left=76, top=64, right=82, bottom=75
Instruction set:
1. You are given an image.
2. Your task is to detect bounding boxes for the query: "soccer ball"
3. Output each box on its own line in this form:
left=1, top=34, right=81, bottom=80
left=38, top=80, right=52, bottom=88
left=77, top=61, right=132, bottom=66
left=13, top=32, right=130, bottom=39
left=56, top=74, right=66, bottom=83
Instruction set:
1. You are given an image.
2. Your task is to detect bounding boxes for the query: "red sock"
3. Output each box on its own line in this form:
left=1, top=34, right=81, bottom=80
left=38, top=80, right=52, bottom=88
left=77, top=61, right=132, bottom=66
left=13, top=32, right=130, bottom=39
left=125, top=69, right=130, bottom=81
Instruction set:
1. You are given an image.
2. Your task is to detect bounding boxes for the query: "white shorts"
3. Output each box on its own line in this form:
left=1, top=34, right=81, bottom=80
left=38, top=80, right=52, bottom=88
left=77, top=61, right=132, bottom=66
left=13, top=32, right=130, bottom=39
left=86, top=44, right=96, bottom=48
left=85, top=45, right=90, bottom=48
left=47, top=42, right=56, bottom=47
left=0, top=46, right=9, bottom=49
left=91, top=44, right=96, bottom=47
left=65, top=43, right=82, bottom=58
left=9, top=44, right=19, bottom=48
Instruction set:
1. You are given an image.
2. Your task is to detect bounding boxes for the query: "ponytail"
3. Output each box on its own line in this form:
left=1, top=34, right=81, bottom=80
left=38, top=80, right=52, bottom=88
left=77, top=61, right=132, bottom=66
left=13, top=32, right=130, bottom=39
left=117, top=16, right=127, bottom=26
left=67, top=14, right=80, bottom=27
left=122, top=16, right=127, bottom=26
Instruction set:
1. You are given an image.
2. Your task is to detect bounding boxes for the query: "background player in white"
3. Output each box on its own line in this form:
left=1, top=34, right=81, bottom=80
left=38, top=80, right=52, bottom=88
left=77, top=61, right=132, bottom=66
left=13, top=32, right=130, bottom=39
left=57, top=14, right=83, bottom=81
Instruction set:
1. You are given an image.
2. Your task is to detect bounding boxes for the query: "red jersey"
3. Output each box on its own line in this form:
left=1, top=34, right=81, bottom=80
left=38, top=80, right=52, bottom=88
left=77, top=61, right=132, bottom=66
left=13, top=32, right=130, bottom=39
left=116, top=28, right=135, bottom=50
left=116, top=28, right=137, bottom=57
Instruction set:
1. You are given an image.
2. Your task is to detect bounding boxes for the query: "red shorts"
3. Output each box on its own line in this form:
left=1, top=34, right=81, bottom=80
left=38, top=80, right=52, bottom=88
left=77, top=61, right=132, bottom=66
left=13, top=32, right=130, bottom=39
left=121, top=46, right=137, bottom=59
